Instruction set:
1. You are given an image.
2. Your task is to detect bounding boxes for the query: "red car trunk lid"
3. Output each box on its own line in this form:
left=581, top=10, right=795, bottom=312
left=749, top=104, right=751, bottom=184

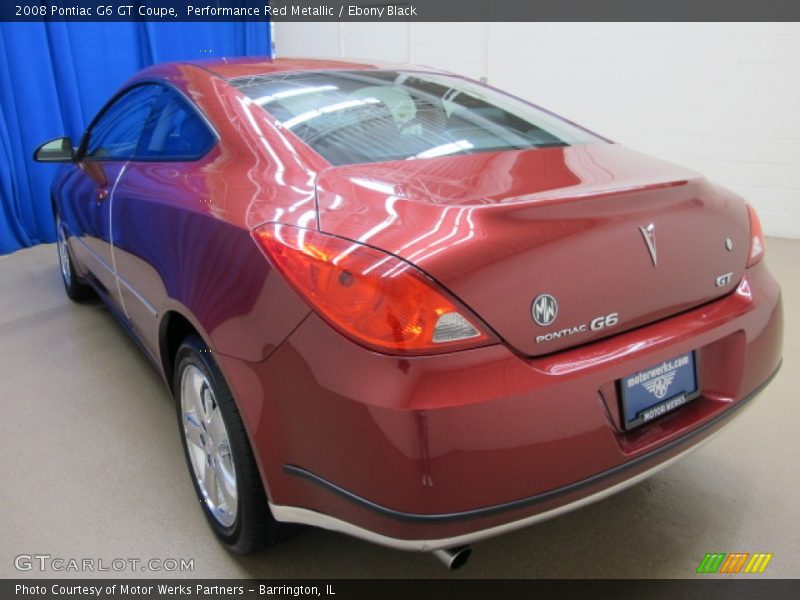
left=315, top=144, right=750, bottom=356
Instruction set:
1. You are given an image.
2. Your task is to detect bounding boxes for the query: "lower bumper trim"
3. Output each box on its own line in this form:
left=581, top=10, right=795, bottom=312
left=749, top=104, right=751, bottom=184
left=280, top=360, right=779, bottom=527
left=272, top=422, right=724, bottom=551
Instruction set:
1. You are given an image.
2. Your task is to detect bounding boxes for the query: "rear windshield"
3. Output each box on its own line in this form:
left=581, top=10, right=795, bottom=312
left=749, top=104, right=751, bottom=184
left=229, top=70, right=604, bottom=166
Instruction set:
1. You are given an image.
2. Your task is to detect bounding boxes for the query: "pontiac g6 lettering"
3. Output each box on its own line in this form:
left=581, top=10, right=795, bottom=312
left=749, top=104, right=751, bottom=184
left=536, top=312, right=619, bottom=342
left=35, top=58, right=783, bottom=568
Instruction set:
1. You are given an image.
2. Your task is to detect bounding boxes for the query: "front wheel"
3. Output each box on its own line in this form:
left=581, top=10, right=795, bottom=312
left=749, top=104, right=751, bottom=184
left=55, top=216, right=93, bottom=301
left=174, top=334, right=287, bottom=553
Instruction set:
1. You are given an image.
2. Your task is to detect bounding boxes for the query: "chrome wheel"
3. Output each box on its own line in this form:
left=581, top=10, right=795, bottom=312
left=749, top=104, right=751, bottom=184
left=56, top=222, right=71, bottom=286
left=180, top=365, right=238, bottom=527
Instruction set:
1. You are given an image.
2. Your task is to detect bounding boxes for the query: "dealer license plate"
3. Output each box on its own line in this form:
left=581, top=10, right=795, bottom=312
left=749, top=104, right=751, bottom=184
left=620, top=352, right=699, bottom=430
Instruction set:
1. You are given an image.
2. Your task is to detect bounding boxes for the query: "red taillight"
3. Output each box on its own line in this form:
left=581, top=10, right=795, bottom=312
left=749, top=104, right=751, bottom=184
left=746, top=204, right=765, bottom=267
left=252, top=223, right=493, bottom=354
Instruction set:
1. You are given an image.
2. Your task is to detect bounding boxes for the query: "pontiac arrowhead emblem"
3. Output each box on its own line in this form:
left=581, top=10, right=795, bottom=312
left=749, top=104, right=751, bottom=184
left=639, top=223, right=657, bottom=267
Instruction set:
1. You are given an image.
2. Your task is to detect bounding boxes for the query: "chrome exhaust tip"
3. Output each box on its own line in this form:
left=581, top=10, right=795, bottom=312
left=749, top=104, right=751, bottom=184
left=432, top=545, right=472, bottom=570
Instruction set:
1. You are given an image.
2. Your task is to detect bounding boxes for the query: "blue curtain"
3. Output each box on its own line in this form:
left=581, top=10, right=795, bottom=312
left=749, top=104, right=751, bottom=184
left=0, top=22, right=270, bottom=255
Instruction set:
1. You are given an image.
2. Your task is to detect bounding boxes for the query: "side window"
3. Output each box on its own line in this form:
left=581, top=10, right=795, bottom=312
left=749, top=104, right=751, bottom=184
left=85, top=85, right=162, bottom=160
left=137, top=90, right=216, bottom=160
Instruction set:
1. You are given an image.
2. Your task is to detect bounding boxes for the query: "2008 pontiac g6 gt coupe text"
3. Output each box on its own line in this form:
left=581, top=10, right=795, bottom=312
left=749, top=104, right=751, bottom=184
left=36, top=58, right=783, bottom=568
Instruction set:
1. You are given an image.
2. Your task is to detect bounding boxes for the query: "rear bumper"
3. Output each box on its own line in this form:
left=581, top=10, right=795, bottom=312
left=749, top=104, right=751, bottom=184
left=268, top=371, right=775, bottom=551
left=217, top=260, right=783, bottom=547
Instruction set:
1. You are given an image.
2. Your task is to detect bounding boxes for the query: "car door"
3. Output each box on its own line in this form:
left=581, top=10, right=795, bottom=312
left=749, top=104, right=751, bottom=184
left=59, top=84, right=162, bottom=309
left=109, top=86, right=218, bottom=357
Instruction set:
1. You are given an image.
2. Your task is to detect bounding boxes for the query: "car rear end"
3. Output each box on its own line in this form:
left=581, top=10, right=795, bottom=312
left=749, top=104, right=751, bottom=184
left=233, top=223, right=781, bottom=548
left=271, top=277, right=778, bottom=547
left=216, top=67, right=783, bottom=548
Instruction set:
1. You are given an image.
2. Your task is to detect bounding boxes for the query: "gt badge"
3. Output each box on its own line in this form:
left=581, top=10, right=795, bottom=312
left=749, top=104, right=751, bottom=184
left=716, top=272, right=733, bottom=287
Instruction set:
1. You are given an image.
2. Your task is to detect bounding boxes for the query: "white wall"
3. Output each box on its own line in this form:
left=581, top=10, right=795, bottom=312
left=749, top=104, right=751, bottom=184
left=274, top=23, right=800, bottom=238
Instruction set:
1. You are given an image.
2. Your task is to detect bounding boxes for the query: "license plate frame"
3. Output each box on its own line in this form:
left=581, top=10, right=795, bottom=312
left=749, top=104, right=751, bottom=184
left=619, top=351, right=700, bottom=431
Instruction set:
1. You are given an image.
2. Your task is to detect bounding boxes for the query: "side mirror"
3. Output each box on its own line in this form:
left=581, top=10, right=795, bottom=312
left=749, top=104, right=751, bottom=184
left=34, top=137, right=75, bottom=163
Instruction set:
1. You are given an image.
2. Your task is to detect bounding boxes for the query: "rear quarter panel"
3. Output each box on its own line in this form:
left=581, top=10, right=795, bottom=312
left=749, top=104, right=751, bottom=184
left=105, top=63, right=332, bottom=366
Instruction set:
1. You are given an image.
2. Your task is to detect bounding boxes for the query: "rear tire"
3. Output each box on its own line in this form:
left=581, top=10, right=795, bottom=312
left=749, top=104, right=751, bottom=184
left=174, top=334, right=287, bottom=553
left=55, top=216, right=94, bottom=302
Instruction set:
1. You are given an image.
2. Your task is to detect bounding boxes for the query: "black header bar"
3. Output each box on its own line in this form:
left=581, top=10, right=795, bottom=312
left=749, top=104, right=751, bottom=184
left=3, top=0, right=800, bottom=22
left=3, top=579, right=800, bottom=600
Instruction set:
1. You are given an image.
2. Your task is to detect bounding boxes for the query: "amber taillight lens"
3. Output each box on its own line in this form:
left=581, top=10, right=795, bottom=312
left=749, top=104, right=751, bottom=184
left=746, top=204, right=765, bottom=267
left=252, top=223, right=493, bottom=354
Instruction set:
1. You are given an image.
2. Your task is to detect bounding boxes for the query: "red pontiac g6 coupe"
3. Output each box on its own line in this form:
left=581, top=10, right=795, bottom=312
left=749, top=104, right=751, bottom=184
left=35, top=58, right=783, bottom=568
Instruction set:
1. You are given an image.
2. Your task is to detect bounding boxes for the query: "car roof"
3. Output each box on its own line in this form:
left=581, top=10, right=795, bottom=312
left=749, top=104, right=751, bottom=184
left=179, top=57, right=440, bottom=80
left=129, top=58, right=450, bottom=97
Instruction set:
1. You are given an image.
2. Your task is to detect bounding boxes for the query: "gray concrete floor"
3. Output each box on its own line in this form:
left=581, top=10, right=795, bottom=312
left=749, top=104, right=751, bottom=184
left=1, top=239, right=798, bottom=579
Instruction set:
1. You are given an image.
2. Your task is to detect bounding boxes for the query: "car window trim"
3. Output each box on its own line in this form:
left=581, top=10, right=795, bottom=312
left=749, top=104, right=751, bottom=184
left=77, top=79, right=220, bottom=163
left=134, top=82, right=220, bottom=162
left=78, top=82, right=162, bottom=162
